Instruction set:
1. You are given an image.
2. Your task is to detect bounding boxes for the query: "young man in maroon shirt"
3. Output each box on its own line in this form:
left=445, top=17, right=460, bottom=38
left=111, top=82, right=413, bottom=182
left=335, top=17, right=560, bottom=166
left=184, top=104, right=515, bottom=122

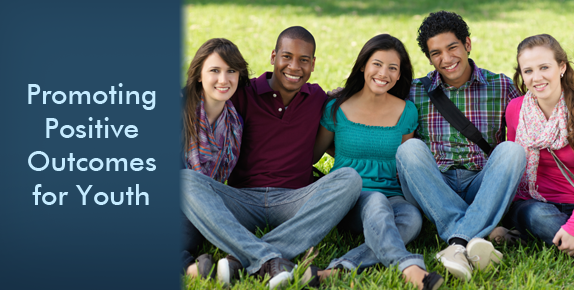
left=181, top=26, right=361, bottom=288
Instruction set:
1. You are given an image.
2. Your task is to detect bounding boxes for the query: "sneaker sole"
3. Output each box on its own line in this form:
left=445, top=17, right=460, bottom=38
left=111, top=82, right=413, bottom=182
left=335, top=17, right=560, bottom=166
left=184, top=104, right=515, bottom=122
left=217, top=258, right=230, bottom=285
left=431, top=277, right=444, bottom=290
left=467, top=238, right=500, bottom=271
left=435, top=252, right=472, bottom=281
left=267, top=270, right=294, bottom=289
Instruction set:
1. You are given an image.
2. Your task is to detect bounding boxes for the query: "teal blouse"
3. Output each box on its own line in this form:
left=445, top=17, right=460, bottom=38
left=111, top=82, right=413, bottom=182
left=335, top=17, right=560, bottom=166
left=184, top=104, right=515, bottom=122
left=321, top=99, right=419, bottom=197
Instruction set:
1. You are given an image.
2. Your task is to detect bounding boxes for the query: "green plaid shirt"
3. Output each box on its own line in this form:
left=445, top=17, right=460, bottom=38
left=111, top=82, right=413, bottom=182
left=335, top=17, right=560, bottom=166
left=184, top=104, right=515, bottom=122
left=408, top=59, right=521, bottom=172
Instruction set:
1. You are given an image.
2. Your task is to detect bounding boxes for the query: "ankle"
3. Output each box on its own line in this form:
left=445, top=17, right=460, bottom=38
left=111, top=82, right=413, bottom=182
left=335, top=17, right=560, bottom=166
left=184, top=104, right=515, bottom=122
left=449, top=237, right=468, bottom=247
left=318, top=268, right=338, bottom=282
left=402, top=265, right=427, bottom=290
left=186, top=263, right=198, bottom=277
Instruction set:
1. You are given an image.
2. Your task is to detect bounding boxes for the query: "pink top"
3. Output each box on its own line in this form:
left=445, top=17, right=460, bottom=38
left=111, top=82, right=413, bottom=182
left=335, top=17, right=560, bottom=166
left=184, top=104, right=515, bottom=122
left=506, top=96, right=574, bottom=235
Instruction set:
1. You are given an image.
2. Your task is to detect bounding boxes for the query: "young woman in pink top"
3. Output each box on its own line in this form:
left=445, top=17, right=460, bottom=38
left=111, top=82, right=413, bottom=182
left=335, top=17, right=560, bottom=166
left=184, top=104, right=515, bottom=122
left=502, top=34, right=574, bottom=256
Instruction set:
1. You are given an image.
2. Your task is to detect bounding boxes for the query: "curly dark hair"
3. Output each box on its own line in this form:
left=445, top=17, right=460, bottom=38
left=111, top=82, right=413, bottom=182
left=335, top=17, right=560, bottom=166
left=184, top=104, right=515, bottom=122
left=417, top=11, right=470, bottom=58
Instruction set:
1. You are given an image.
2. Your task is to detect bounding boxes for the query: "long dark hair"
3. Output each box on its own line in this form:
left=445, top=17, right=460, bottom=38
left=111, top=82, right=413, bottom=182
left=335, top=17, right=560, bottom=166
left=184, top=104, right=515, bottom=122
left=329, top=34, right=413, bottom=124
left=513, top=34, right=574, bottom=148
left=183, top=38, right=249, bottom=152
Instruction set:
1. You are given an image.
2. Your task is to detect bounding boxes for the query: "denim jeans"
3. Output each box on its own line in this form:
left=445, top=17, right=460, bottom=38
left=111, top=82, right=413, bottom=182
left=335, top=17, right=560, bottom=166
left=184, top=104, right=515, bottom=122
left=396, top=139, right=526, bottom=243
left=182, top=212, right=205, bottom=270
left=180, top=167, right=362, bottom=274
left=327, top=192, right=425, bottom=272
left=504, top=198, right=574, bottom=245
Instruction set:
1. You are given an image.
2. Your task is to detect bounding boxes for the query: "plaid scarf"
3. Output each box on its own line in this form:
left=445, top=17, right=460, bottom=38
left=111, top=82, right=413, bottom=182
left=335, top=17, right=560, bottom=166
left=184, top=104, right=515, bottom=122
left=515, top=90, right=568, bottom=201
left=186, top=97, right=242, bottom=182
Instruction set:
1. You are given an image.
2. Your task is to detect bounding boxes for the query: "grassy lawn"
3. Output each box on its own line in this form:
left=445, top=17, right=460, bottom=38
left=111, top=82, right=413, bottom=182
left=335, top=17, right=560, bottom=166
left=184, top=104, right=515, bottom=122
left=183, top=0, right=574, bottom=289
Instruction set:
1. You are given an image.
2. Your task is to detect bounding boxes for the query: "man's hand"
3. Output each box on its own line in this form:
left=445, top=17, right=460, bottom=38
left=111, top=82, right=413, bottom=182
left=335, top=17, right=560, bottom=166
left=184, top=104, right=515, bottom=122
left=326, top=87, right=343, bottom=97
left=553, top=228, right=574, bottom=256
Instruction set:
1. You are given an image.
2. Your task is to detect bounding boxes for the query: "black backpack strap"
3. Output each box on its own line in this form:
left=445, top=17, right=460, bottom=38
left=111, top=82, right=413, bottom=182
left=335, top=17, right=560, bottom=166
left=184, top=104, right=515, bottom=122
left=420, top=77, right=493, bottom=155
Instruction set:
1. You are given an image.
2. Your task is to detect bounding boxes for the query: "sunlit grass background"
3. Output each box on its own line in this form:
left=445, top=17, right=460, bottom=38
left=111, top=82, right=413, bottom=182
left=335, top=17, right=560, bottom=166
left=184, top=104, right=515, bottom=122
left=182, top=1, right=574, bottom=289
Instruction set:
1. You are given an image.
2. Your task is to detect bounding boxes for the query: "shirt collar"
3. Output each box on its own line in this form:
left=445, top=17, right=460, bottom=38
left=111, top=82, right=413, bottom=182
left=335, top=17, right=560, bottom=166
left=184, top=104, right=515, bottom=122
left=254, top=72, right=310, bottom=96
left=426, top=59, right=488, bottom=91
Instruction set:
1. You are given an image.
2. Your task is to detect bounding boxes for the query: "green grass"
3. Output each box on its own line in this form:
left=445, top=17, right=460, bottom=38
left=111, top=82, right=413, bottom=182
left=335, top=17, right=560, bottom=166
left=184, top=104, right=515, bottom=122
left=183, top=1, right=574, bottom=288
left=183, top=218, right=574, bottom=289
left=183, top=0, right=574, bottom=89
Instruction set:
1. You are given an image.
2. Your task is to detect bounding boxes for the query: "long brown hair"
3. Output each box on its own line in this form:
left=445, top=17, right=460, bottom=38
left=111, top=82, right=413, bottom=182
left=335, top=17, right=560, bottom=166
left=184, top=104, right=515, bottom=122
left=183, top=38, right=249, bottom=152
left=513, top=34, right=574, bottom=148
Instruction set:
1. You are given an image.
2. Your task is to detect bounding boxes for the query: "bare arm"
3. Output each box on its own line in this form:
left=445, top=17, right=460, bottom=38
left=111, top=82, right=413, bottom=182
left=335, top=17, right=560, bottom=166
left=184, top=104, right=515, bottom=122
left=326, top=87, right=343, bottom=97
left=401, top=131, right=415, bottom=143
left=313, top=125, right=334, bottom=164
left=325, top=144, right=335, bottom=157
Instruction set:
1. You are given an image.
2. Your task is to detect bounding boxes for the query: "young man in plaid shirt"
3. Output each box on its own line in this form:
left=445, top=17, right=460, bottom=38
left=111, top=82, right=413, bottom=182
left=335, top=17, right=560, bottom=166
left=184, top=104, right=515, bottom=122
left=396, top=11, right=526, bottom=281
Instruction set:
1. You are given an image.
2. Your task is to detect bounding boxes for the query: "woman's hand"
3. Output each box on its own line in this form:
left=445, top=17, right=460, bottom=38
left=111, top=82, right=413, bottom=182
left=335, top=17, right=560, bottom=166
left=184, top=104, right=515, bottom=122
left=553, top=228, right=574, bottom=256
left=326, top=87, right=343, bottom=97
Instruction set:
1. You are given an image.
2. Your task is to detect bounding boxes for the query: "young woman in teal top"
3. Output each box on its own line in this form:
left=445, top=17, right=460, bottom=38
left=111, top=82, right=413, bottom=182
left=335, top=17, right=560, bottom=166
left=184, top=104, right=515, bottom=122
left=314, top=34, right=442, bottom=290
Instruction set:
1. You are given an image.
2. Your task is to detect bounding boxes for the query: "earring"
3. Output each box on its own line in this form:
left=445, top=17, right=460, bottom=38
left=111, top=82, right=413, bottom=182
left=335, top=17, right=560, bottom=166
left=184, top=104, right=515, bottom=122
left=561, top=73, right=564, bottom=78
left=429, top=61, right=433, bottom=65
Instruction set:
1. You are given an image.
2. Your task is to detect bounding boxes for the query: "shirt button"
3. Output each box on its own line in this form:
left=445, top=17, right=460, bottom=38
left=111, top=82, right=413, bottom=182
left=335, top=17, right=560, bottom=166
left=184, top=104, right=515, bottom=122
left=273, top=94, right=277, bottom=97
left=278, top=108, right=283, bottom=112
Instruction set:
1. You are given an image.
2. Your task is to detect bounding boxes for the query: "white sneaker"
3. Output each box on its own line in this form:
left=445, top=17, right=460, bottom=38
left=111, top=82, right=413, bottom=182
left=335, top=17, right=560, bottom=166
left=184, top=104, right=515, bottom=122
left=435, top=244, right=472, bottom=281
left=216, top=255, right=243, bottom=285
left=466, top=238, right=503, bottom=271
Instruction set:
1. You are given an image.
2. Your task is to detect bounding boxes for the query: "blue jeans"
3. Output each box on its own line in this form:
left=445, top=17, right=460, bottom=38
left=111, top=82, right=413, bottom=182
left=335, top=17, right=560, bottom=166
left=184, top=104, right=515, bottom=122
left=396, top=139, right=526, bottom=243
left=180, top=167, right=362, bottom=274
left=504, top=199, right=574, bottom=245
left=328, top=192, right=425, bottom=272
left=182, top=212, right=205, bottom=270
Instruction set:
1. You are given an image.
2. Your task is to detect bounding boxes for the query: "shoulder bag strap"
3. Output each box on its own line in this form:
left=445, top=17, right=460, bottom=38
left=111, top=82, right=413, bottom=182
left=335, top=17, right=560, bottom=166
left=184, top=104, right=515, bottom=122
left=548, top=148, right=574, bottom=188
left=420, top=77, right=493, bottom=155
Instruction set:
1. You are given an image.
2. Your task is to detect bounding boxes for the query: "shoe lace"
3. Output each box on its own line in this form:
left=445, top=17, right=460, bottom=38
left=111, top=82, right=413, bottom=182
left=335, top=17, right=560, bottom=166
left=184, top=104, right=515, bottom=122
left=462, top=252, right=477, bottom=271
left=466, top=253, right=480, bottom=263
left=452, top=244, right=474, bottom=271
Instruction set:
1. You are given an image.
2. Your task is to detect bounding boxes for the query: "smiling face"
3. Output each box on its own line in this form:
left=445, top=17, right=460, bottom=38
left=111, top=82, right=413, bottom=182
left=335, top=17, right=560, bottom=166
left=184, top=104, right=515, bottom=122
left=518, top=45, right=566, bottom=102
left=269, top=37, right=315, bottom=97
left=199, top=52, right=239, bottom=104
left=361, top=49, right=401, bottom=97
left=427, top=32, right=472, bottom=88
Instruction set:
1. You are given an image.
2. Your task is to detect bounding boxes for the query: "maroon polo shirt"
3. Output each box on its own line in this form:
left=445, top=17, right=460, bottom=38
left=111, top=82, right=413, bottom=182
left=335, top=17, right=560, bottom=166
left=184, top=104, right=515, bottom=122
left=228, top=72, right=327, bottom=189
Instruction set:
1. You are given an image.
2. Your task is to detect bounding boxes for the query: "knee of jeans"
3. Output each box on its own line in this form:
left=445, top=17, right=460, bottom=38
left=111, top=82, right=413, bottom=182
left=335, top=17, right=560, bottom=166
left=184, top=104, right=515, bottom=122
left=526, top=203, right=555, bottom=225
left=396, top=139, right=427, bottom=165
left=494, top=141, right=526, bottom=166
left=332, top=167, right=362, bottom=199
left=521, top=202, right=561, bottom=237
left=359, top=191, right=391, bottom=209
left=393, top=201, right=422, bottom=240
left=180, top=169, right=215, bottom=198
left=359, top=191, right=393, bottom=219
left=180, top=169, right=205, bottom=184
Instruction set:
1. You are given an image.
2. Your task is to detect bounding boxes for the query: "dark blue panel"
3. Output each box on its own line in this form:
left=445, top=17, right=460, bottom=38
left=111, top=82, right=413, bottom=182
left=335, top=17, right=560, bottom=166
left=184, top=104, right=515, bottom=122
left=0, top=1, right=181, bottom=289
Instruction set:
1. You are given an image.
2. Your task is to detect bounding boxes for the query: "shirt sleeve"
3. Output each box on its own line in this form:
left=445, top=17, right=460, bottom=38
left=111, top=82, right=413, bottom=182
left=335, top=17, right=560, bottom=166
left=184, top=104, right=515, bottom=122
left=320, top=99, right=336, bottom=132
left=505, top=97, right=523, bottom=142
left=407, top=79, right=421, bottom=102
left=562, top=213, right=574, bottom=236
left=402, top=100, right=419, bottom=135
